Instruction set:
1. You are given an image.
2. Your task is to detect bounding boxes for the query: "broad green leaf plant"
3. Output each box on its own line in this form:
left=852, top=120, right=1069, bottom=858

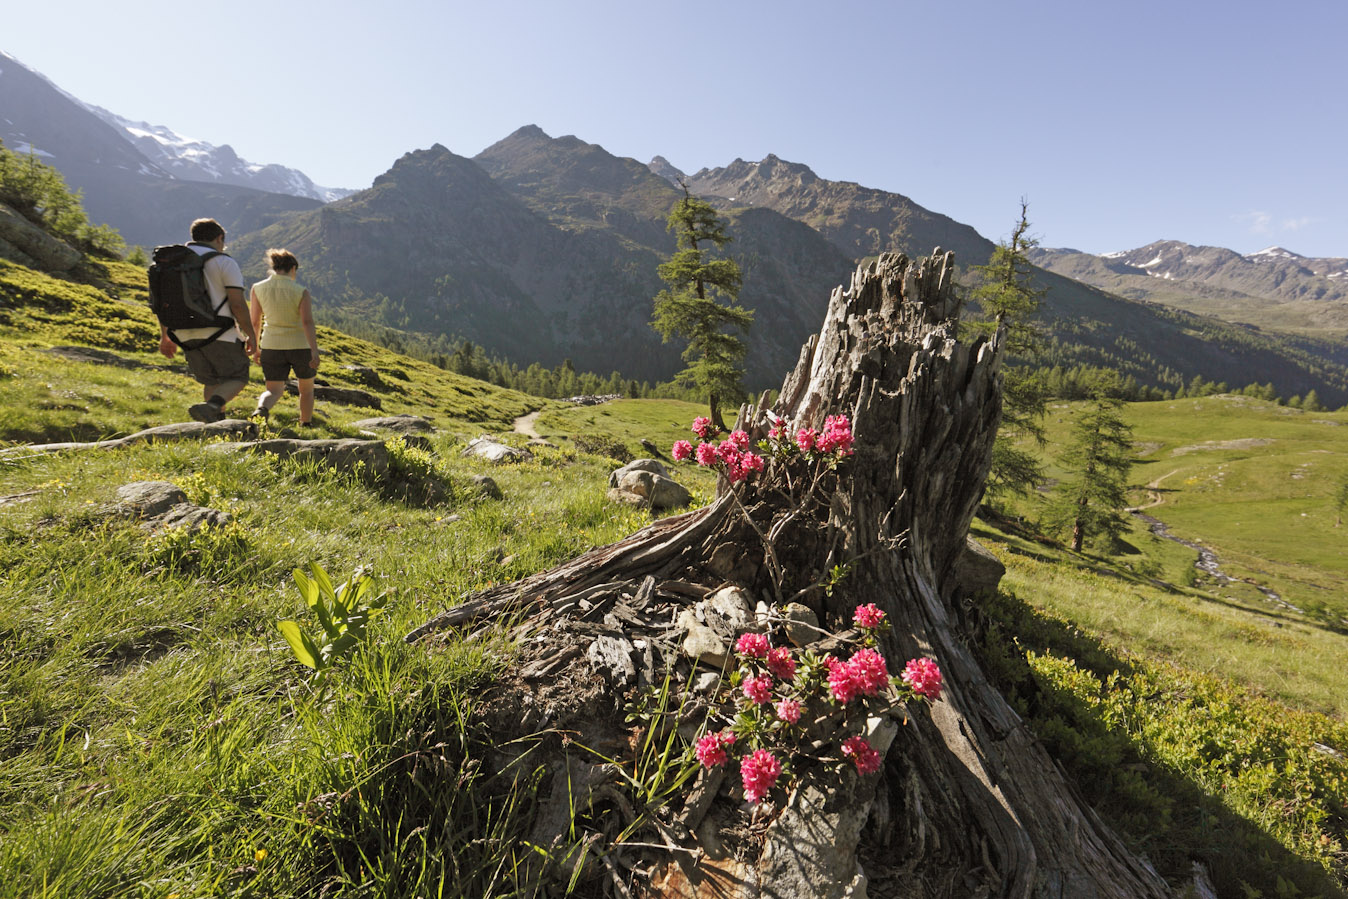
left=277, top=562, right=390, bottom=684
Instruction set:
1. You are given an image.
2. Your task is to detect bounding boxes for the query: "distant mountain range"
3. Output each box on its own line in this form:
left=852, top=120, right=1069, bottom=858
left=4, top=49, right=1347, bottom=403
left=1031, top=241, right=1348, bottom=335
left=0, top=50, right=343, bottom=248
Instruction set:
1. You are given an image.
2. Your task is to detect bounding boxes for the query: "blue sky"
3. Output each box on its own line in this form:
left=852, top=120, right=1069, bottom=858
left=7, top=0, right=1345, bottom=257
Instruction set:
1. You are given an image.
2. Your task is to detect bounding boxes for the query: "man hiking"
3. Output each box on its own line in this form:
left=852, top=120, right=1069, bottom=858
left=154, top=218, right=258, bottom=422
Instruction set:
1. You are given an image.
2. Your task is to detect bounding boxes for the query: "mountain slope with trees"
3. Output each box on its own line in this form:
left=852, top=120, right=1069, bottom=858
left=228, top=133, right=856, bottom=388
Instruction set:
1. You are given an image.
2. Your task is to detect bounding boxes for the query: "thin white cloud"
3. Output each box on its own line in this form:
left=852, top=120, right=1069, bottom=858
left=1280, top=216, right=1316, bottom=232
left=1235, top=210, right=1273, bottom=235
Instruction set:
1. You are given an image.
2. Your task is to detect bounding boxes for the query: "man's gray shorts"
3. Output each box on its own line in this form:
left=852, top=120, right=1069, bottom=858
left=185, top=340, right=250, bottom=386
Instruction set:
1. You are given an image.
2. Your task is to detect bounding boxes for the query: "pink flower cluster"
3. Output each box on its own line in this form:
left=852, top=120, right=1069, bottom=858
left=766, top=646, right=797, bottom=681
left=695, top=730, right=736, bottom=768
left=734, top=636, right=798, bottom=705
left=742, top=674, right=774, bottom=705
left=853, top=603, right=886, bottom=629
left=840, top=735, right=882, bottom=775
left=775, top=698, right=802, bottom=724
left=672, top=421, right=766, bottom=484
left=735, top=632, right=770, bottom=659
left=826, top=648, right=891, bottom=704
left=740, top=748, right=783, bottom=803
left=902, top=657, right=944, bottom=700
left=794, top=414, right=854, bottom=457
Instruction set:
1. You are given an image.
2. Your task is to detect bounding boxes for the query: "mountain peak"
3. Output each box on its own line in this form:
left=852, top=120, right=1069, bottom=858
left=647, top=155, right=685, bottom=185
left=1248, top=246, right=1304, bottom=261
left=503, top=124, right=551, bottom=142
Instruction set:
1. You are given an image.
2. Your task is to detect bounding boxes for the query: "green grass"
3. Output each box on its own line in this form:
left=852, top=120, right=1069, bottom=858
left=0, top=258, right=541, bottom=443
left=3, top=254, right=1348, bottom=896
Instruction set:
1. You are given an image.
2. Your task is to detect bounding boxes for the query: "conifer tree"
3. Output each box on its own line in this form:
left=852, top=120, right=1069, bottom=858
left=967, top=201, right=1047, bottom=505
left=651, top=186, right=752, bottom=431
left=1050, top=375, right=1136, bottom=552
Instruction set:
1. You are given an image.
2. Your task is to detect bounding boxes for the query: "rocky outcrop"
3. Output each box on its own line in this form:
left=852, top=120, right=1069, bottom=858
left=110, top=481, right=230, bottom=533
left=0, top=201, right=82, bottom=271
left=206, top=437, right=389, bottom=477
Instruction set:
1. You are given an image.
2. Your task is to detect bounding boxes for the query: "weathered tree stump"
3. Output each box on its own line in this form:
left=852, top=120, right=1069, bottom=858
left=408, top=252, right=1172, bottom=898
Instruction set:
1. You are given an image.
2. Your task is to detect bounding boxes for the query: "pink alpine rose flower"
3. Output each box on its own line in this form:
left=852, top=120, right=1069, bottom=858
left=775, top=698, right=802, bottom=724
left=716, top=440, right=741, bottom=465
left=902, top=657, right=944, bottom=700
left=695, top=732, right=733, bottom=768
left=841, top=735, right=882, bottom=775
left=826, top=655, right=858, bottom=704
left=740, top=749, right=782, bottom=803
left=796, top=427, right=818, bottom=453
left=822, top=414, right=854, bottom=455
left=765, top=646, right=797, bottom=682
left=695, top=441, right=718, bottom=467
left=742, top=674, right=774, bottom=705
left=847, top=648, right=890, bottom=697
left=692, top=417, right=715, bottom=439
left=728, top=429, right=751, bottom=450
left=853, top=603, right=886, bottom=629
left=672, top=439, right=694, bottom=462
left=735, top=632, right=770, bottom=659
left=739, top=452, right=765, bottom=474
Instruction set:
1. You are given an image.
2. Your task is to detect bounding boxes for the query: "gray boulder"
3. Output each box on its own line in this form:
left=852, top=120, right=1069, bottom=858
left=151, top=503, right=231, bottom=534
left=0, top=201, right=81, bottom=271
left=607, top=459, right=670, bottom=488
left=949, top=536, right=1006, bottom=598
left=114, top=481, right=188, bottom=519
left=609, top=468, right=691, bottom=511
left=462, top=436, right=533, bottom=464
left=111, top=481, right=230, bottom=534
left=352, top=414, right=432, bottom=434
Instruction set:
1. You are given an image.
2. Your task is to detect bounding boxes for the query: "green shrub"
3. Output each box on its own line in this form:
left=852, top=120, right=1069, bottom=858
left=0, top=140, right=124, bottom=257
left=571, top=433, right=632, bottom=462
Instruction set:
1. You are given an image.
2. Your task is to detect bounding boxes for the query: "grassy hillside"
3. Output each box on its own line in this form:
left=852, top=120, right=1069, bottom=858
left=0, top=257, right=540, bottom=442
left=1, top=258, right=1346, bottom=897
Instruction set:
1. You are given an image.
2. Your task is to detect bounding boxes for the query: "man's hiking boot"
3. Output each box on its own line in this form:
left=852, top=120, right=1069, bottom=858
left=189, top=401, right=225, bottom=423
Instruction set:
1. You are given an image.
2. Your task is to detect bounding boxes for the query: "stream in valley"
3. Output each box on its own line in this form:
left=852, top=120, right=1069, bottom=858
left=1131, top=511, right=1300, bottom=614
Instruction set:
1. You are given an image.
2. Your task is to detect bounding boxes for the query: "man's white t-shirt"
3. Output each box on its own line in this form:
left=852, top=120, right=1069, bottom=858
left=172, top=243, right=245, bottom=343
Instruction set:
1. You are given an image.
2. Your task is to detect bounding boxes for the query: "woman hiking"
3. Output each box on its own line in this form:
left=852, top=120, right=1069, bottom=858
left=248, top=248, right=321, bottom=426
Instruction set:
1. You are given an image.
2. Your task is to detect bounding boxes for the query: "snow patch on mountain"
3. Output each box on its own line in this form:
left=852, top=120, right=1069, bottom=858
left=1247, top=246, right=1304, bottom=262
left=86, top=104, right=352, bottom=202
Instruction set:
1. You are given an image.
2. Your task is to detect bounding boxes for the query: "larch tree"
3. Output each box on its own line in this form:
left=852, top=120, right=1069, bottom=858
left=651, top=186, right=753, bottom=432
left=966, top=201, right=1048, bottom=505
left=1052, top=374, right=1136, bottom=552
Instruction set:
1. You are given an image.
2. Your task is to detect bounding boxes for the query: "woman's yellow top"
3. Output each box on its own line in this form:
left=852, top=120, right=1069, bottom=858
left=252, top=275, right=310, bottom=350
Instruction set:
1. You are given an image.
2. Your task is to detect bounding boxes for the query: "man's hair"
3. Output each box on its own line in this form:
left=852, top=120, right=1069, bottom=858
left=266, top=248, right=299, bottom=273
left=190, top=218, right=225, bottom=243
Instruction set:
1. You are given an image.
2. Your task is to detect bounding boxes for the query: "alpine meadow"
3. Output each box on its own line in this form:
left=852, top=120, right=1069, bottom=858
left=3, top=47, right=1348, bottom=899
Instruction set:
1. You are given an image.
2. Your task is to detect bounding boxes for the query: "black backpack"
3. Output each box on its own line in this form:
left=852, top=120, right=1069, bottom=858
left=147, top=243, right=234, bottom=349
